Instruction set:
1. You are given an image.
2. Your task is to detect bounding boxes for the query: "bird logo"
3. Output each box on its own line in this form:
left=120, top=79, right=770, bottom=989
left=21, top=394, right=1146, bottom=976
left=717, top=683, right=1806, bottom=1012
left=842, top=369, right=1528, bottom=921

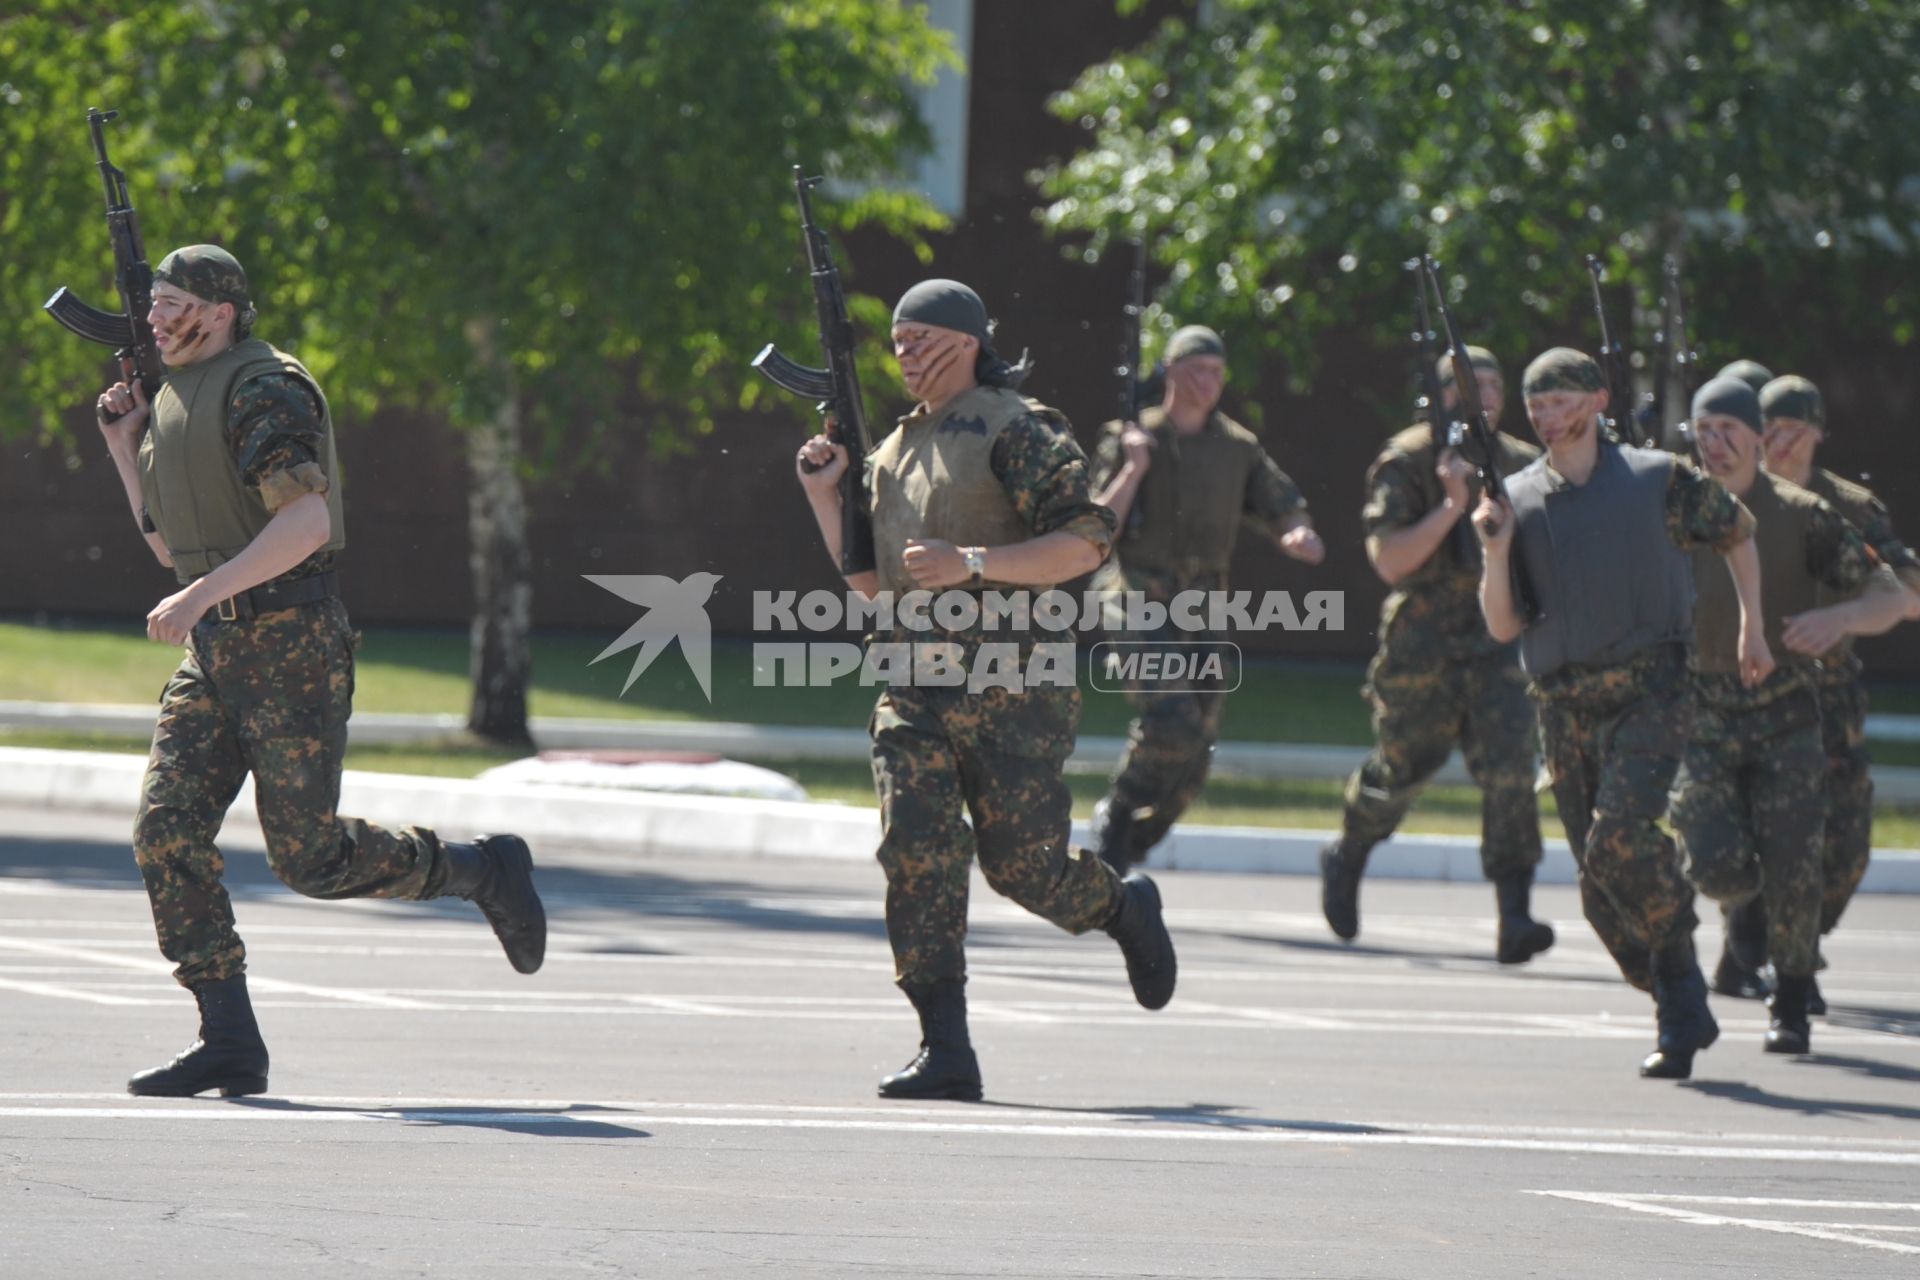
left=583, top=572, right=723, bottom=700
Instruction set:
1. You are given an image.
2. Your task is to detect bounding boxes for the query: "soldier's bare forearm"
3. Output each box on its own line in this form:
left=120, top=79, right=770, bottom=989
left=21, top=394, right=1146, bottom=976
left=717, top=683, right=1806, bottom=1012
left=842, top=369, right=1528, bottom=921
left=1478, top=547, right=1523, bottom=643
left=1843, top=567, right=1912, bottom=638
left=1094, top=462, right=1145, bottom=529
left=1369, top=503, right=1459, bottom=585
left=979, top=531, right=1104, bottom=584
left=182, top=492, right=331, bottom=608
left=1721, top=538, right=1765, bottom=634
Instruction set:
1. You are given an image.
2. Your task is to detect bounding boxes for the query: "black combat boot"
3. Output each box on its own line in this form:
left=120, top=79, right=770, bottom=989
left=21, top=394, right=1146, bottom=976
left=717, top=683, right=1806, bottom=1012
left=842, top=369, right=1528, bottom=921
left=1765, top=973, right=1813, bottom=1055
left=1807, top=974, right=1827, bottom=1018
left=878, top=981, right=983, bottom=1102
left=438, top=834, right=547, bottom=974
left=1318, top=837, right=1370, bottom=941
left=1104, top=872, right=1177, bottom=1010
left=1640, top=937, right=1720, bottom=1080
left=1090, top=797, right=1136, bottom=877
left=1493, top=870, right=1556, bottom=965
left=128, top=974, right=269, bottom=1098
left=1710, top=898, right=1771, bottom=999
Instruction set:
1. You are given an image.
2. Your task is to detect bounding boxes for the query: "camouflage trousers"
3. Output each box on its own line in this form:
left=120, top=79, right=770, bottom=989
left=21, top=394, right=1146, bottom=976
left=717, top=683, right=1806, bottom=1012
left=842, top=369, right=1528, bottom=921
left=135, top=599, right=445, bottom=987
left=1816, top=674, right=1873, bottom=935
left=870, top=682, right=1121, bottom=988
left=1534, top=645, right=1698, bottom=992
left=1101, top=686, right=1228, bottom=860
left=1341, top=648, right=1542, bottom=878
left=1671, top=685, right=1826, bottom=978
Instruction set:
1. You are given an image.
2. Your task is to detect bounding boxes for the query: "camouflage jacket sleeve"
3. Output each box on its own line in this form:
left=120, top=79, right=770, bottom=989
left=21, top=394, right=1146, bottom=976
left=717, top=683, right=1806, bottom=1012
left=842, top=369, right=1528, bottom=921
left=1664, top=461, right=1755, bottom=553
left=1804, top=499, right=1881, bottom=597
left=1361, top=447, right=1430, bottom=538
left=227, top=372, right=331, bottom=514
left=1242, top=446, right=1310, bottom=543
left=1850, top=491, right=1920, bottom=590
left=1088, top=420, right=1126, bottom=493
left=991, top=413, right=1118, bottom=559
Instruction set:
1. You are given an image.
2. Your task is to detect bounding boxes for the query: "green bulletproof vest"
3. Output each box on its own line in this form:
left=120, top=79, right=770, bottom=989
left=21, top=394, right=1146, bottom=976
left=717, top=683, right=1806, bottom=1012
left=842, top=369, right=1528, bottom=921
left=1115, top=406, right=1267, bottom=579
left=867, top=384, right=1041, bottom=598
left=1691, top=471, right=1827, bottom=679
left=138, top=338, right=347, bottom=585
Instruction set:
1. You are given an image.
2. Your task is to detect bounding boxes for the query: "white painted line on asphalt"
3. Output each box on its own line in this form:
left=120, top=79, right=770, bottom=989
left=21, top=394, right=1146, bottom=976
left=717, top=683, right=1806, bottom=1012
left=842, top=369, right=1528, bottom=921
left=0, top=937, right=436, bottom=1010
left=0, top=1098, right=1917, bottom=1168
left=1528, top=1191, right=1920, bottom=1256
left=0, top=976, right=149, bottom=1006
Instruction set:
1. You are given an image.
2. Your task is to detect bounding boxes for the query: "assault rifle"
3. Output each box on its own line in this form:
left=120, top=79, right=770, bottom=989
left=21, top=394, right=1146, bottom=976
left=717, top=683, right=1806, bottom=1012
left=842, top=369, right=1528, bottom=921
left=752, top=166, right=876, bottom=576
left=1115, top=237, right=1163, bottom=535
left=1407, top=257, right=1474, bottom=561
left=1654, top=255, right=1701, bottom=456
left=1584, top=254, right=1645, bottom=446
left=1417, top=255, right=1537, bottom=621
left=44, top=107, right=165, bottom=416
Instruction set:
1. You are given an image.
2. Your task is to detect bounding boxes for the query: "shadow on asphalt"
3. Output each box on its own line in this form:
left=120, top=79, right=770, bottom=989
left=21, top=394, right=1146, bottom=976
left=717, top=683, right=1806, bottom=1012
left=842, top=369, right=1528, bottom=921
left=1679, top=1077, right=1920, bottom=1123
left=227, top=1097, right=650, bottom=1140
left=976, top=1099, right=1390, bottom=1135
left=0, top=831, right=890, bottom=948
left=1826, top=1004, right=1920, bottom=1040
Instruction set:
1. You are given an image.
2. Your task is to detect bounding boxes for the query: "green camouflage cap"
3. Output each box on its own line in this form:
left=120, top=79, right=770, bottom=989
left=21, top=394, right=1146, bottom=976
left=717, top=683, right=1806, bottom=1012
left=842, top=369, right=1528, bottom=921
left=1759, top=375, right=1824, bottom=428
left=1437, top=344, right=1501, bottom=387
left=1165, top=324, right=1226, bottom=364
left=1521, top=347, right=1603, bottom=395
left=155, top=244, right=251, bottom=308
left=1715, top=359, right=1774, bottom=394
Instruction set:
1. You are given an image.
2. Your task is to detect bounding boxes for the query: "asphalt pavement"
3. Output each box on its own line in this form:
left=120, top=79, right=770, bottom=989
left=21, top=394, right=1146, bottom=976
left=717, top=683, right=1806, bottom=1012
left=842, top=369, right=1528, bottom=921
left=3, top=804, right=1918, bottom=1278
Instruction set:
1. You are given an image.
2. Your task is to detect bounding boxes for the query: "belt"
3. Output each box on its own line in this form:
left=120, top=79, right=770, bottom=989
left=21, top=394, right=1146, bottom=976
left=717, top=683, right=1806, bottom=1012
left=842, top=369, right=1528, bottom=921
left=209, top=571, right=341, bottom=623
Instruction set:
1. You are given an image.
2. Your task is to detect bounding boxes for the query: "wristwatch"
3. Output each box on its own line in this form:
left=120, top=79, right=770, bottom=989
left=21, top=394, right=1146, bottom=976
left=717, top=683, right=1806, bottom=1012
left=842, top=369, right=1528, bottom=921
left=962, top=546, right=987, bottom=587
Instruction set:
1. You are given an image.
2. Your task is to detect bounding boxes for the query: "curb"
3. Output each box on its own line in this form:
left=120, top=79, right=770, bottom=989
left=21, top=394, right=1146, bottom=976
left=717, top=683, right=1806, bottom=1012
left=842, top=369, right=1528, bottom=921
left=4, top=746, right=1916, bottom=895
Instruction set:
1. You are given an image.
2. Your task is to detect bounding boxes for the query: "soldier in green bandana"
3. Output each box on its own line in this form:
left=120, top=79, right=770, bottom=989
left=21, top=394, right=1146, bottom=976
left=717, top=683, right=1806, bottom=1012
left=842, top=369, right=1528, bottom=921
left=1671, top=375, right=1908, bottom=1055
left=1755, top=375, right=1920, bottom=1014
left=1318, top=345, right=1554, bottom=965
left=1086, top=324, right=1326, bottom=873
left=795, top=278, right=1177, bottom=1102
left=92, top=245, right=547, bottom=1099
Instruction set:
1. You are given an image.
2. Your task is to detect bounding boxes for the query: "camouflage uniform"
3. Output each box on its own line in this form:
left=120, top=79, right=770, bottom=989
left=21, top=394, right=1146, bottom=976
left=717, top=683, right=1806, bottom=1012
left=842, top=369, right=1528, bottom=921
left=1341, top=423, right=1542, bottom=875
left=867, top=395, right=1122, bottom=987
left=1800, top=467, right=1920, bottom=934
left=135, top=354, right=447, bottom=987
left=1672, top=472, right=1883, bottom=980
left=1529, top=457, right=1754, bottom=991
left=1086, top=406, right=1310, bottom=859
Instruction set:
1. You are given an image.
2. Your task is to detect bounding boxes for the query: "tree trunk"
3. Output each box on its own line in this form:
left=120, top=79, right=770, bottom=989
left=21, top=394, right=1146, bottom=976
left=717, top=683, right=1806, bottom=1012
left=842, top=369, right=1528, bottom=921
left=464, top=354, right=535, bottom=746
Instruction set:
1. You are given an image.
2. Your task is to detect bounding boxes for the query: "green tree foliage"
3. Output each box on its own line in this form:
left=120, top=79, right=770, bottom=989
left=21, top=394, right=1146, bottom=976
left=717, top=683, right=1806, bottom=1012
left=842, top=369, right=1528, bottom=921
left=3, top=0, right=953, bottom=741
left=3, top=0, right=952, bottom=443
left=1035, top=0, right=1920, bottom=386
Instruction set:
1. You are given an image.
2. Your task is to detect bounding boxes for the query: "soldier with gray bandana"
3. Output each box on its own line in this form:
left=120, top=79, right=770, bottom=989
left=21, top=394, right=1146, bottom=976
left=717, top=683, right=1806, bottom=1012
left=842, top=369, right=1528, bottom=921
left=795, top=278, right=1176, bottom=1103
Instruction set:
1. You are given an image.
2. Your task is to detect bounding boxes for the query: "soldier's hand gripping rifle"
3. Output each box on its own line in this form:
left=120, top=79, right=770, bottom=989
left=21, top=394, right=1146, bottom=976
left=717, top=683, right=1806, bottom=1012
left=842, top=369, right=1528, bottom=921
left=1584, top=254, right=1646, bottom=447
left=752, top=166, right=876, bottom=576
left=44, top=108, right=165, bottom=419
left=1418, top=255, right=1538, bottom=621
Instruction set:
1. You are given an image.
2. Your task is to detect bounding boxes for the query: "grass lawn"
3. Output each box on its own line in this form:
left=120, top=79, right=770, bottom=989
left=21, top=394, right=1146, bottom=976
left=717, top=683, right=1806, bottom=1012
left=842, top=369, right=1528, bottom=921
left=8, top=728, right=1920, bottom=847
left=6, top=618, right=1920, bottom=762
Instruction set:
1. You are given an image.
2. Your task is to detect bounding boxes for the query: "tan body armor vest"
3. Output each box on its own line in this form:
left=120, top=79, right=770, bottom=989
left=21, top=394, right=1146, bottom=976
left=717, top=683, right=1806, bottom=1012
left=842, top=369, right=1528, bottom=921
left=1691, top=471, right=1830, bottom=680
left=1116, top=407, right=1271, bottom=579
left=867, top=384, right=1041, bottom=597
left=139, top=338, right=347, bottom=584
